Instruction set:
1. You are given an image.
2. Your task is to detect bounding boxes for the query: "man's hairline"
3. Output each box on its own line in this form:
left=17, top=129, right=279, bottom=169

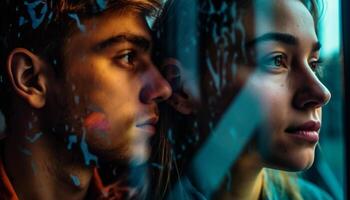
left=56, top=6, right=157, bottom=73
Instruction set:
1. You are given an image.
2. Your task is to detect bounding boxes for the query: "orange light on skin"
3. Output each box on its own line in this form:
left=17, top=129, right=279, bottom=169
left=84, top=112, right=111, bottom=133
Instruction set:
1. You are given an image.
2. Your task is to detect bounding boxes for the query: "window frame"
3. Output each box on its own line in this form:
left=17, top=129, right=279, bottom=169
left=341, top=0, right=350, bottom=199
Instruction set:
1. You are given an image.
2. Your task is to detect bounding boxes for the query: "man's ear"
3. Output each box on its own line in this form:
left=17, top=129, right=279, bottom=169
left=6, top=48, right=49, bottom=109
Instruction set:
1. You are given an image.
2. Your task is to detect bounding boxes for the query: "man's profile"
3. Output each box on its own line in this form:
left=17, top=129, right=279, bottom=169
left=0, top=0, right=171, bottom=199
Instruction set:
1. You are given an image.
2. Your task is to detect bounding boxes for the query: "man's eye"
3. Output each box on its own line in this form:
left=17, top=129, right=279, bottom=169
left=114, top=51, right=137, bottom=68
left=259, top=53, right=287, bottom=71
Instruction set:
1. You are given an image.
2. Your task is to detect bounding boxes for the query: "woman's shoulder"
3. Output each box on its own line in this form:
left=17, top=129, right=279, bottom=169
left=296, top=178, right=333, bottom=200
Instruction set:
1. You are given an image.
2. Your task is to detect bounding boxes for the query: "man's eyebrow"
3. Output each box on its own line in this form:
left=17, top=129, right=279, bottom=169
left=246, top=32, right=298, bottom=48
left=93, top=34, right=151, bottom=52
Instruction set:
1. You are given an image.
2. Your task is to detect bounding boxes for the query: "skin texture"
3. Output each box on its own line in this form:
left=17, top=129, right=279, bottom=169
left=242, top=0, right=330, bottom=171
left=59, top=10, right=171, bottom=165
left=218, top=0, right=331, bottom=199
left=3, top=9, right=171, bottom=199
left=165, top=0, right=331, bottom=199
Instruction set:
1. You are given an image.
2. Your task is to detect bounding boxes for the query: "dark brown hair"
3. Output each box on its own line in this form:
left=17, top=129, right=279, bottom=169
left=0, top=0, right=161, bottom=124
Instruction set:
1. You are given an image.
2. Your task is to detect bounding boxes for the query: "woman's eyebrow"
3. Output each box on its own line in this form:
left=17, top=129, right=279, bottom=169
left=245, top=32, right=298, bottom=48
left=245, top=32, right=321, bottom=52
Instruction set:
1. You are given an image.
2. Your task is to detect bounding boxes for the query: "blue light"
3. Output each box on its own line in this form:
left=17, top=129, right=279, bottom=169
left=319, top=0, right=340, bottom=56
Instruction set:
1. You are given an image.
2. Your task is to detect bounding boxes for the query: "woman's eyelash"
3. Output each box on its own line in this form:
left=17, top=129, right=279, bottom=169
left=309, top=58, right=323, bottom=71
left=310, top=58, right=324, bottom=77
left=259, top=53, right=288, bottom=70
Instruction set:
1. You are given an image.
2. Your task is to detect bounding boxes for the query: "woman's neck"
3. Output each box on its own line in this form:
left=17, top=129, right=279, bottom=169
left=214, top=149, right=264, bottom=200
left=3, top=129, right=94, bottom=200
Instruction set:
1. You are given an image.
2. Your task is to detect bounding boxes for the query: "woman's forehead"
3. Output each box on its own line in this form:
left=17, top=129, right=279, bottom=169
left=242, top=0, right=316, bottom=41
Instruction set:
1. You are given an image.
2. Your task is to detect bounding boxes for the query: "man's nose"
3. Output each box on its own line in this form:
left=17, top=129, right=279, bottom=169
left=292, top=66, right=331, bottom=110
left=139, top=63, right=172, bottom=104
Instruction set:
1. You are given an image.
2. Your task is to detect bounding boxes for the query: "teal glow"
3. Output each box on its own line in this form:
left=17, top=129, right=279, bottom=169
left=319, top=0, right=340, bottom=56
left=70, top=175, right=81, bottom=186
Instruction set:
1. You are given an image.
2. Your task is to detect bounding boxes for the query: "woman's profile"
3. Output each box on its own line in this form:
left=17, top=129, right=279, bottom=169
left=152, top=0, right=334, bottom=199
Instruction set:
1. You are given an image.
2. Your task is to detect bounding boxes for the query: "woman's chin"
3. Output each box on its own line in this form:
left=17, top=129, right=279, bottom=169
left=264, top=150, right=315, bottom=172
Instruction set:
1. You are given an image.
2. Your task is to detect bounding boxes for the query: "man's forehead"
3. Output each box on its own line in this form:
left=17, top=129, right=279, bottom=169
left=66, top=10, right=152, bottom=51
left=90, top=10, right=150, bottom=35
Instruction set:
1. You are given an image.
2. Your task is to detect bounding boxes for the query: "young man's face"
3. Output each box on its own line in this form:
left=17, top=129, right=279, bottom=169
left=52, top=9, right=171, bottom=165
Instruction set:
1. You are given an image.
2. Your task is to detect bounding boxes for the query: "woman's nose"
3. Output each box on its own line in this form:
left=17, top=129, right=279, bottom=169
left=293, top=69, right=331, bottom=110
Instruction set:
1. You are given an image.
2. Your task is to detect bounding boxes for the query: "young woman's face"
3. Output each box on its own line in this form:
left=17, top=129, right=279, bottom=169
left=241, top=0, right=331, bottom=170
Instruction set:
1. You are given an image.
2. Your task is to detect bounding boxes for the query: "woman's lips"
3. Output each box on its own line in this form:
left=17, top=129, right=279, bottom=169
left=285, top=121, right=321, bottom=143
left=287, top=130, right=319, bottom=143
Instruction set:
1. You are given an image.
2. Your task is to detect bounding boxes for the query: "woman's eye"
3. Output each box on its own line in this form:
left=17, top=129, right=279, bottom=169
left=273, top=55, right=283, bottom=66
left=309, top=58, right=323, bottom=72
left=309, top=58, right=324, bottom=77
left=260, top=53, right=287, bottom=71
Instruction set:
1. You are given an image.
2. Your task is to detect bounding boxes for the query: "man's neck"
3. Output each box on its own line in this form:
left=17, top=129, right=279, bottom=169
left=3, top=130, right=94, bottom=200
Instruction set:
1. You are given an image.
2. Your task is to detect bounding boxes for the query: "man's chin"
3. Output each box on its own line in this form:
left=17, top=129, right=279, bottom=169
left=129, top=144, right=150, bottom=166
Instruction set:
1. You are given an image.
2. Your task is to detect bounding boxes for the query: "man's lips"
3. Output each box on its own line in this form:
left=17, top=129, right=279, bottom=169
left=136, top=116, right=159, bottom=136
left=285, top=121, right=321, bottom=143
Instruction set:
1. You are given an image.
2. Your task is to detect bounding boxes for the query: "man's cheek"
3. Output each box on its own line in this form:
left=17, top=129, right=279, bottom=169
left=84, top=112, right=111, bottom=133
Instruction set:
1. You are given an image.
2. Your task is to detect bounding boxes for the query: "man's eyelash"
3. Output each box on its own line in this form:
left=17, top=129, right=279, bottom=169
left=114, top=50, right=137, bottom=69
